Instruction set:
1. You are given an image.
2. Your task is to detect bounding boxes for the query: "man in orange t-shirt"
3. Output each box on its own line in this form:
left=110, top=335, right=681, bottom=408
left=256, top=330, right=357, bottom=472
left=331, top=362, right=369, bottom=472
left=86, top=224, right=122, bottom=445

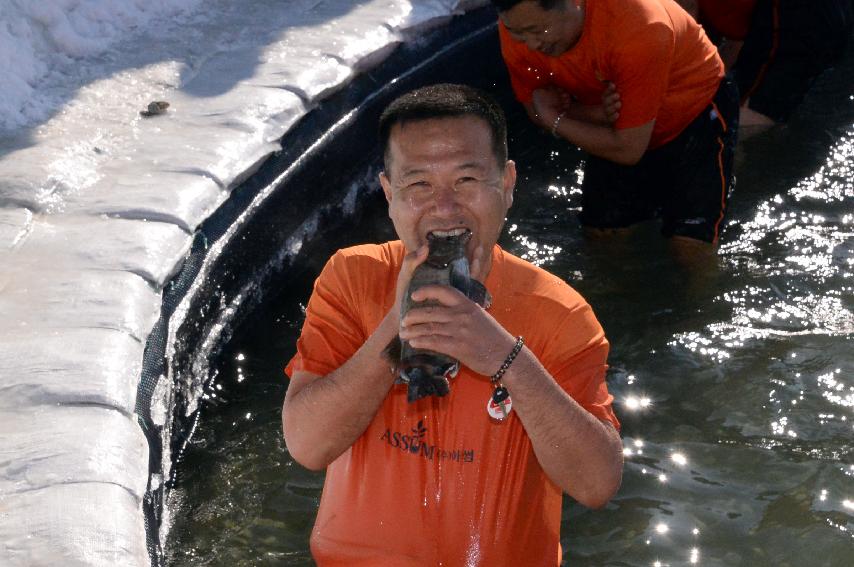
left=283, top=84, right=622, bottom=566
left=678, top=0, right=853, bottom=125
left=493, top=0, right=740, bottom=251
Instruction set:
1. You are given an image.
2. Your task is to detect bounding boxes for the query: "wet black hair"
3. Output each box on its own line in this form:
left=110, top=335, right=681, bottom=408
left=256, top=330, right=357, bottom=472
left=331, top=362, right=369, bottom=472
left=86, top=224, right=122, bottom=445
left=378, top=83, right=508, bottom=169
left=491, top=0, right=565, bottom=12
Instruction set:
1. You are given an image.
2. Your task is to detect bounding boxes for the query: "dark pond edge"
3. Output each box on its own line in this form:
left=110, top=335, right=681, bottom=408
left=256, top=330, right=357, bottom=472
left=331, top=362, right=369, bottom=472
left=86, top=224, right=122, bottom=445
left=134, top=6, right=520, bottom=565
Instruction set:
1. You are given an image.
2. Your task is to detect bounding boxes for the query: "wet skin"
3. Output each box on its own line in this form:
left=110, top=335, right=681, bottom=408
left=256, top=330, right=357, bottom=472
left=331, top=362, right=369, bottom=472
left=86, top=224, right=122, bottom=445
left=499, top=0, right=586, bottom=57
left=379, top=115, right=516, bottom=280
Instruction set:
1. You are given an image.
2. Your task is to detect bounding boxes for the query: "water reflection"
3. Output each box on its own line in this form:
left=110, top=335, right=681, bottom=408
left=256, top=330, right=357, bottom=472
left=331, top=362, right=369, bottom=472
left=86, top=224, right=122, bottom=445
left=558, top=123, right=853, bottom=564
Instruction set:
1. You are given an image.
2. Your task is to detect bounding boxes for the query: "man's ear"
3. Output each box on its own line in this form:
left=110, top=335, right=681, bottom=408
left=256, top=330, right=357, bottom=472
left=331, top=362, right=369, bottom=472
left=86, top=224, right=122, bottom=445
left=379, top=171, right=393, bottom=203
left=503, top=160, right=517, bottom=208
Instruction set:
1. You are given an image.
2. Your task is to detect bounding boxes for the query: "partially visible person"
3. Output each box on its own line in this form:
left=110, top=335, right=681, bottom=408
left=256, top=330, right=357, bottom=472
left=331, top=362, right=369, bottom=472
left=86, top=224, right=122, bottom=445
left=678, top=0, right=854, bottom=125
left=493, top=0, right=739, bottom=259
left=282, top=83, right=623, bottom=566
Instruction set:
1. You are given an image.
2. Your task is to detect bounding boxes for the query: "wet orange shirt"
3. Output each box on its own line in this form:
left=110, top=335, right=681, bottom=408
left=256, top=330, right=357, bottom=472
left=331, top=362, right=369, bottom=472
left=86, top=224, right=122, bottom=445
left=286, top=242, right=619, bottom=566
left=499, top=0, right=724, bottom=148
left=698, top=0, right=757, bottom=40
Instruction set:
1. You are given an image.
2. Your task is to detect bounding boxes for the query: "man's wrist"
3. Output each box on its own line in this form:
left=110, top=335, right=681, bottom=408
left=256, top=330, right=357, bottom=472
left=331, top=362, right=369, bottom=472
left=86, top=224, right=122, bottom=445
left=491, top=336, right=525, bottom=383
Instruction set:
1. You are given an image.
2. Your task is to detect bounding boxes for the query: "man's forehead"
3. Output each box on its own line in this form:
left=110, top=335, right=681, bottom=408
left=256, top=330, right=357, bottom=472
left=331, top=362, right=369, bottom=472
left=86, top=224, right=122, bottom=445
left=501, top=1, right=564, bottom=28
left=396, top=160, right=487, bottom=178
left=387, top=115, right=488, bottom=150
left=390, top=115, right=490, bottom=136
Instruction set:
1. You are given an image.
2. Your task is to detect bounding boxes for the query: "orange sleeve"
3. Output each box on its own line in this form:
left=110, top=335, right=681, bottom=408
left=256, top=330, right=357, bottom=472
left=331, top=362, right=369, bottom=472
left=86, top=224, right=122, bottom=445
left=551, top=337, right=619, bottom=430
left=608, top=20, right=674, bottom=131
left=536, top=298, right=620, bottom=431
left=498, top=22, right=549, bottom=104
left=552, top=304, right=620, bottom=431
left=284, top=251, right=367, bottom=379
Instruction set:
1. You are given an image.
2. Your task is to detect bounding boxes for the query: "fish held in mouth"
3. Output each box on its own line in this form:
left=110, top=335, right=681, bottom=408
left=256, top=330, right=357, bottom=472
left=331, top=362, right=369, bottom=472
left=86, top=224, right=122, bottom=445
left=384, top=229, right=491, bottom=403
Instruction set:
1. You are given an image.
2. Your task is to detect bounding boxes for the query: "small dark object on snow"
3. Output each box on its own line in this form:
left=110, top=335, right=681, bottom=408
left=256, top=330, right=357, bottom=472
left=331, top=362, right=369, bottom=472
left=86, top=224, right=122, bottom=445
left=140, top=101, right=170, bottom=117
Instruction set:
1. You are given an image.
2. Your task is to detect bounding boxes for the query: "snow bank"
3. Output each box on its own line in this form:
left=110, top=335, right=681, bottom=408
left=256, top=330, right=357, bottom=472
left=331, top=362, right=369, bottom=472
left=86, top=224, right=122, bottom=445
left=0, top=0, right=204, bottom=131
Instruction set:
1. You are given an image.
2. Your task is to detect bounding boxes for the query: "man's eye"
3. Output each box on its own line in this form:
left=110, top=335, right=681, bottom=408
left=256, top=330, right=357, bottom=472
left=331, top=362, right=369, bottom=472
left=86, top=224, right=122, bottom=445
left=402, top=182, right=432, bottom=198
left=458, top=177, right=478, bottom=184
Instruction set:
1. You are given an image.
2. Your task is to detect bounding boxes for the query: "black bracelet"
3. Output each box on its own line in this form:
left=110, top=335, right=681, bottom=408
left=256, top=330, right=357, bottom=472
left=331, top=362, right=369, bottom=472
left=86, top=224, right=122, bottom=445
left=491, top=336, right=524, bottom=383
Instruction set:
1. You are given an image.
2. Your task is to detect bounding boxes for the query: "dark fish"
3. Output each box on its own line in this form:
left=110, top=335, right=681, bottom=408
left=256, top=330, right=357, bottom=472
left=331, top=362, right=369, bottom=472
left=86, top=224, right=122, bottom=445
left=385, top=231, right=491, bottom=403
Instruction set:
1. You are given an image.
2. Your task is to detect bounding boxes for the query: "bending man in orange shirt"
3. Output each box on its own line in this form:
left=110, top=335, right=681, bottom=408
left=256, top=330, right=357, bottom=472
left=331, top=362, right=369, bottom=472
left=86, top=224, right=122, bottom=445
left=678, top=0, right=854, bottom=126
left=283, top=84, right=622, bottom=566
left=493, top=0, right=739, bottom=254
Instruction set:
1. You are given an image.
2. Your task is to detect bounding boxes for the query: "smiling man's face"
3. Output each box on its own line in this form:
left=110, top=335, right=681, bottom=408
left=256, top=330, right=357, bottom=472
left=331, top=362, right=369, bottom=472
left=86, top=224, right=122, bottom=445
left=380, top=115, right=516, bottom=269
left=499, top=0, right=585, bottom=57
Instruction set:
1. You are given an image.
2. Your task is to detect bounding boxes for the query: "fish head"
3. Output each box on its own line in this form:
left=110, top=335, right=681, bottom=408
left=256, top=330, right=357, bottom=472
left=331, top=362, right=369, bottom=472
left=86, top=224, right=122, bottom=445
left=426, top=229, right=471, bottom=268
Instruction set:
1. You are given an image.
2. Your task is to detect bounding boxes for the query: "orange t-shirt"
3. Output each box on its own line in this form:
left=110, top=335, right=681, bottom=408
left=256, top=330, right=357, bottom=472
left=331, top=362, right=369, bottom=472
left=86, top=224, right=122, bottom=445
left=286, top=242, right=619, bottom=566
left=698, top=0, right=757, bottom=40
left=499, top=0, right=724, bottom=148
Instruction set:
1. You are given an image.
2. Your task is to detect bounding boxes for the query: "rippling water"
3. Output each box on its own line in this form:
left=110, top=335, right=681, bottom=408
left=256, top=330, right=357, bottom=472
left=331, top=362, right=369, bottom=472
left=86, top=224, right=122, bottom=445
left=165, top=50, right=854, bottom=566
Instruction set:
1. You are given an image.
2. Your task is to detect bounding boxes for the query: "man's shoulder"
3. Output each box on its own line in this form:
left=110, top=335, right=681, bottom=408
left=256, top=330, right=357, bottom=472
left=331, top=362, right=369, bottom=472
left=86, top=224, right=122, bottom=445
left=497, top=251, right=604, bottom=355
left=592, top=0, right=675, bottom=37
left=329, top=241, right=404, bottom=270
left=499, top=250, right=588, bottom=309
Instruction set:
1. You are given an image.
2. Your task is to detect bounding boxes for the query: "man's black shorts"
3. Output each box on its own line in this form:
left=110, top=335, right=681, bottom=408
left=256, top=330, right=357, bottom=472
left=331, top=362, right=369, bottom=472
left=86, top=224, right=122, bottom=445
left=735, top=0, right=854, bottom=122
left=579, top=76, right=740, bottom=244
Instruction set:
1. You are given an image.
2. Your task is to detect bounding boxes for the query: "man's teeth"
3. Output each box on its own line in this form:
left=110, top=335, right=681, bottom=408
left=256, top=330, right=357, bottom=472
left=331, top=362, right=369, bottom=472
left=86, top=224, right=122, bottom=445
left=430, top=228, right=468, bottom=237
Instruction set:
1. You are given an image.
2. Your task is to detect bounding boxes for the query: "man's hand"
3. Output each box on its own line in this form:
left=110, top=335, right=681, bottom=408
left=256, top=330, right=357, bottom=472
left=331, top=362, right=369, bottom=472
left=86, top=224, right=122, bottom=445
left=399, top=283, right=515, bottom=378
left=531, top=86, right=568, bottom=126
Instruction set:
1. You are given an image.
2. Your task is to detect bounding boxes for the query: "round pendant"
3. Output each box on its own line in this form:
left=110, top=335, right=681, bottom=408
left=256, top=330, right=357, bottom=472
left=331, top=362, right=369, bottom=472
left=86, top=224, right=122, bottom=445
left=487, top=394, right=512, bottom=421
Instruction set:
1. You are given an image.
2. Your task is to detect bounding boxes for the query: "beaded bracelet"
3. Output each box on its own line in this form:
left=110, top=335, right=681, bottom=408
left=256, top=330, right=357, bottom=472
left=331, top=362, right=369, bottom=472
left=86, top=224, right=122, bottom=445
left=491, top=336, right=524, bottom=383
left=550, top=111, right=566, bottom=138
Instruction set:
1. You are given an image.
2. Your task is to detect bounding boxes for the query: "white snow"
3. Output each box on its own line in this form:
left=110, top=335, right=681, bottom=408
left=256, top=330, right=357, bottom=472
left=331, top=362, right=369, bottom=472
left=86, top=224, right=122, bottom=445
left=0, top=0, right=204, bottom=132
left=0, top=1, right=485, bottom=565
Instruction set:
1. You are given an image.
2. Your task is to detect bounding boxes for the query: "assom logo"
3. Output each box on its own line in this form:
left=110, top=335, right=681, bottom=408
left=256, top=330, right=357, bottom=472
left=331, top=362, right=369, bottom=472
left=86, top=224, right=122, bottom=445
left=379, top=420, right=475, bottom=463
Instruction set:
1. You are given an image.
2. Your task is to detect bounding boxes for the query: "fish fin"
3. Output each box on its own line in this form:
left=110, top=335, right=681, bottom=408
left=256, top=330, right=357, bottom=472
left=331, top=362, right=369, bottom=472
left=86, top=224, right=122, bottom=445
left=448, top=258, right=471, bottom=296
left=382, top=335, right=402, bottom=362
left=432, top=375, right=450, bottom=397
left=467, top=279, right=492, bottom=309
left=405, top=367, right=451, bottom=402
left=406, top=367, right=428, bottom=402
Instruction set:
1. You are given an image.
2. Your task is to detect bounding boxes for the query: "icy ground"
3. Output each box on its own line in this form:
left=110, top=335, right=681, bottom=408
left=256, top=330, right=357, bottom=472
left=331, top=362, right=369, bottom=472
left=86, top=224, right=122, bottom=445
left=0, top=1, right=482, bottom=565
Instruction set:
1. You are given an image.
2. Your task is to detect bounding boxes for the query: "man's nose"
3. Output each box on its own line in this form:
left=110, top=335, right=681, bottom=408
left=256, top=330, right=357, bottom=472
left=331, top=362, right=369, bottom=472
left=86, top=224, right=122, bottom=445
left=429, top=184, right=462, bottom=212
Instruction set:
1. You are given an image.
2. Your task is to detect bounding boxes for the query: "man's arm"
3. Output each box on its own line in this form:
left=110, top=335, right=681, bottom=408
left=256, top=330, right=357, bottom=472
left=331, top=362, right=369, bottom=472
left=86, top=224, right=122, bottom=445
left=528, top=89, right=653, bottom=165
left=282, top=246, right=428, bottom=470
left=500, top=346, right=623, bottom=508
left=283, top=311, right=399, bottom=470
left=524, top=82, right=622, bottom=129
left=400, top=285, right=623, bottom=508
